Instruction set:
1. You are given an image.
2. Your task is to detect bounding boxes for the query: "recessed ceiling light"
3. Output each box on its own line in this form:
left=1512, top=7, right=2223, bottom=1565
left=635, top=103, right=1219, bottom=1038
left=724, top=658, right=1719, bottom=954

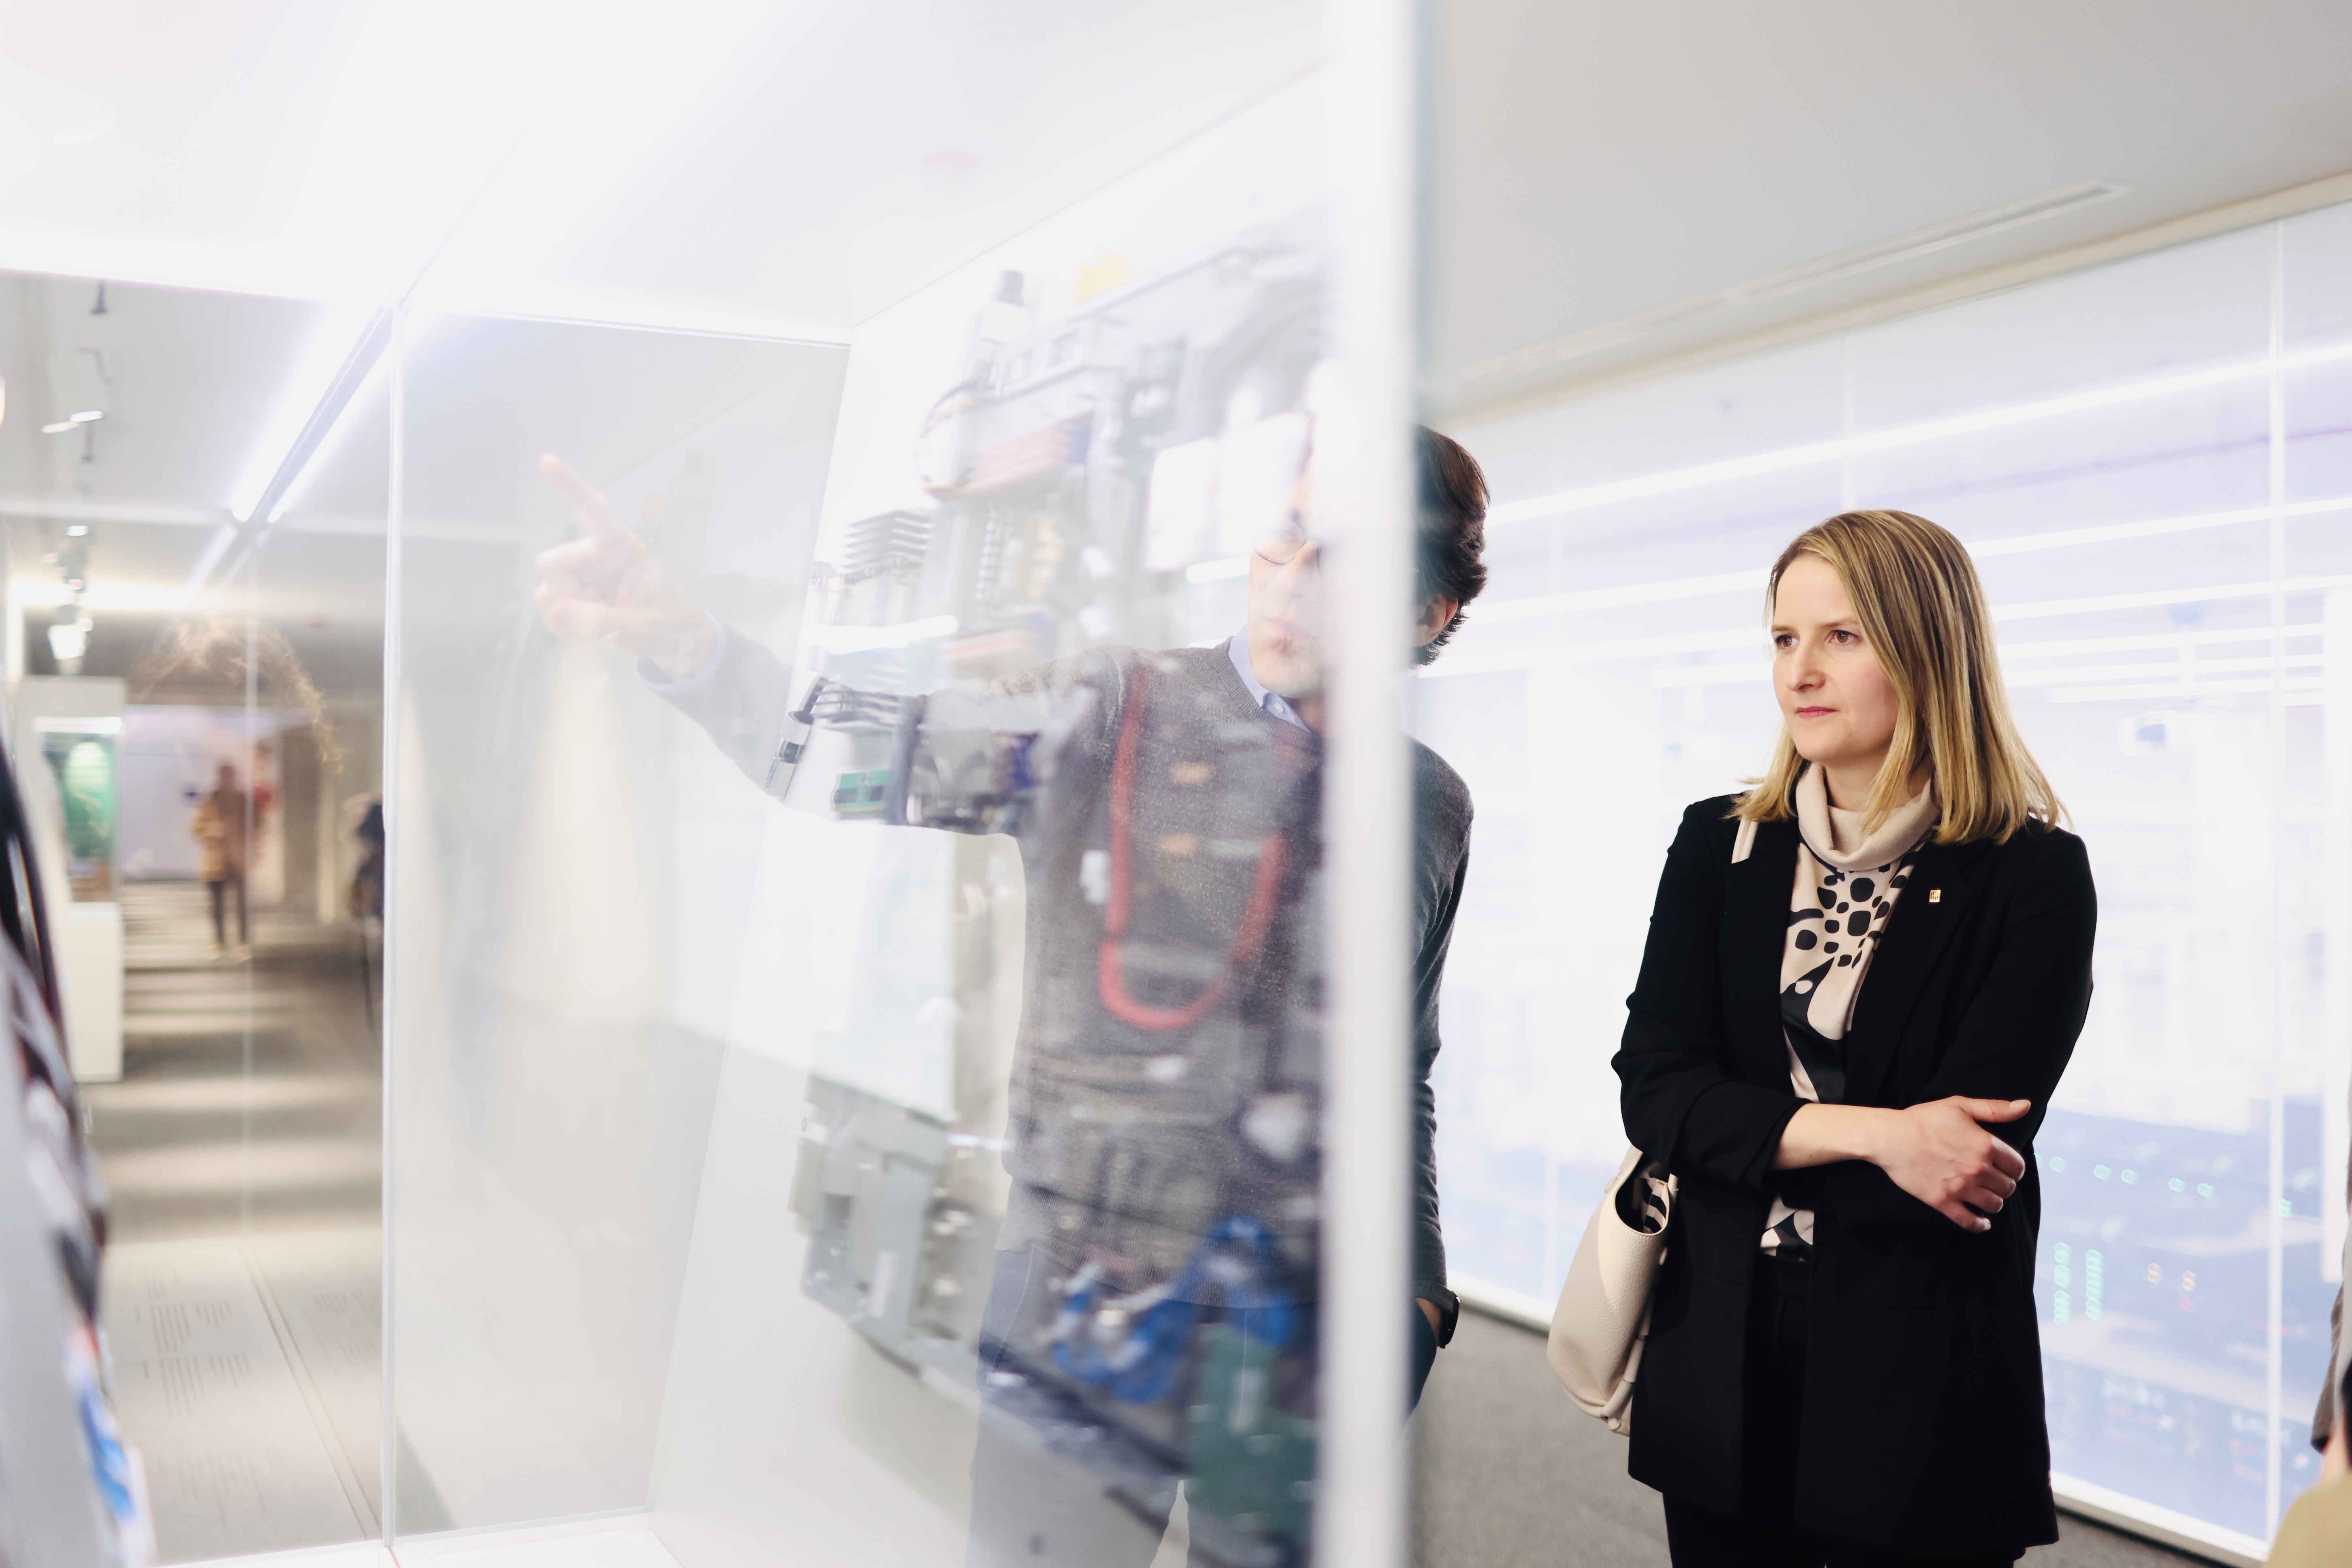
left=40, top=410, right=105, bottom=434
left=1458, top=180, right=2132, bottom=388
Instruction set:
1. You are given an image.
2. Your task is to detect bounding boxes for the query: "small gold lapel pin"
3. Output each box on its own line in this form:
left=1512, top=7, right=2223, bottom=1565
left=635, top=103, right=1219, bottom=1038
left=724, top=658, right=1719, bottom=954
left=1928, top=888, right=1943, bottom=903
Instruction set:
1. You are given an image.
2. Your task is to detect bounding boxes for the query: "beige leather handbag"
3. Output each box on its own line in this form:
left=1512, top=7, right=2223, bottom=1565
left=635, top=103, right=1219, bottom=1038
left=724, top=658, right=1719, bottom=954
left=1546, top=1144, right=1675, bottom=1434
left=1548, top=816, right=1748, bottom=1430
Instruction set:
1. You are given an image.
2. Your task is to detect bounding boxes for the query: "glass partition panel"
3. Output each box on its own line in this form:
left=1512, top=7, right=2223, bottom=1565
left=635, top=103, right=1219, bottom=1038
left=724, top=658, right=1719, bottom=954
left=387, top=50, right=1417, bottom=1565
left=1428, top=200, right=2352, bottom=1556
left=385, top=320, right=844, bottom=1530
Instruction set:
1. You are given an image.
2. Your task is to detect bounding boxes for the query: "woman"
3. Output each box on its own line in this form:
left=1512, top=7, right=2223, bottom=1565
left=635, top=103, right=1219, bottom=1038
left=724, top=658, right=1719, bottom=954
left=1615, top=510, right=2096, bottom=1565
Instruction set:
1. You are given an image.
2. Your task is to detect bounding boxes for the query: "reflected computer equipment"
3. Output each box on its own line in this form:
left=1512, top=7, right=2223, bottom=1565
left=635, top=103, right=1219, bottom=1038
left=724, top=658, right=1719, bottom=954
left=765, top=228, right=1327, bottom=1564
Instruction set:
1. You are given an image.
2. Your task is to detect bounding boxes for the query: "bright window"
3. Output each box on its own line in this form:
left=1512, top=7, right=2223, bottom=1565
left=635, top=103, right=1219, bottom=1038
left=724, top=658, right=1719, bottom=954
left=1421, top=199, right=2352, bottom=1553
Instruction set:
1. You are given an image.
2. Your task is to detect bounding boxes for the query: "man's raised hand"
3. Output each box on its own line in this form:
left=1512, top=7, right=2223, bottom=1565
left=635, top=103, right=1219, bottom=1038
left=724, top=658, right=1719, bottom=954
left=532, top=454, right=714, bottom=678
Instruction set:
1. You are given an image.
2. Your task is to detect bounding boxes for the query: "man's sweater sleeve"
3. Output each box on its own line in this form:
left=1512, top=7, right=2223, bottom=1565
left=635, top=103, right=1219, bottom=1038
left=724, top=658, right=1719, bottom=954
left=644, top=626, right=800, bottom=791
left=1412, top=810, right=1472, bottom=1343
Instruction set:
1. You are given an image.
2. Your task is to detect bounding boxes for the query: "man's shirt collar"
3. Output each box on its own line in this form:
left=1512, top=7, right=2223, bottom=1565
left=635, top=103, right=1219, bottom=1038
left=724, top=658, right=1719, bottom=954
left=1227, top=631, right=1311, bottom=734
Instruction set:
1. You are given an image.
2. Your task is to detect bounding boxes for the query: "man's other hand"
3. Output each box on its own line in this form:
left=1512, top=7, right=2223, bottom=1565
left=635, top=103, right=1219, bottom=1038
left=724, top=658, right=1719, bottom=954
left=533, top=454, right=714, bottom=678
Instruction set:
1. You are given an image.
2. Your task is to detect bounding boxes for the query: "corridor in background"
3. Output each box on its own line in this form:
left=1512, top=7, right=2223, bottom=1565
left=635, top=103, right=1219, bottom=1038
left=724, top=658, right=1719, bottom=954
left=1, top=267, right=392, bottom=1564
left=85, top=878, right=392, bottom=1562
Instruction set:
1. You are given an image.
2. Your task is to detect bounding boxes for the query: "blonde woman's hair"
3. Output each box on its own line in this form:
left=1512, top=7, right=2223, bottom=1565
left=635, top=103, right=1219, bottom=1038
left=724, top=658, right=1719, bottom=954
left=1733, top=509, right=2063, bottom=845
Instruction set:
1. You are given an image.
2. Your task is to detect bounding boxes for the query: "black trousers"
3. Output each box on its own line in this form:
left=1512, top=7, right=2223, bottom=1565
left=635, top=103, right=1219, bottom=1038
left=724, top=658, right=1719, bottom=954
left=1662, top=1250, right=2021, bottom=1568
left=207, top=871, right=248, bottom=946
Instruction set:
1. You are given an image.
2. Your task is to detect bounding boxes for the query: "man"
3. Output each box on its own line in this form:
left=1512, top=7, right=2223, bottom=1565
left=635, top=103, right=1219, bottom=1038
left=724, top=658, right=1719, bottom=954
left=534, top=426, right=1489, bottom=1566
left=193, top=762, right=249, bottom=960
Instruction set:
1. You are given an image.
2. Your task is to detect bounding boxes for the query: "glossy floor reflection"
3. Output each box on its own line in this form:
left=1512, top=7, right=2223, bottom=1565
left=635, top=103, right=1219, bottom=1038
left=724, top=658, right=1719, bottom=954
left=87, top=881, right=386, bottom=1563
left=90, top=881, right=380, bottom=1242
left=1413, top=1310, right=2207, bottom=1568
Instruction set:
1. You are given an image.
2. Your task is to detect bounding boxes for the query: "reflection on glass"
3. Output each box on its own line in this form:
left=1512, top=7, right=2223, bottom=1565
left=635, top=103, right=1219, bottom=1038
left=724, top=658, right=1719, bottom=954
left=1425, top=198, right=2352, bottom=1551
left=391, top=145, right=1455, bottom=1566
left=540, top=316, right=1334, bottom=1557
left=409, top=238, right=1344, bottom=1563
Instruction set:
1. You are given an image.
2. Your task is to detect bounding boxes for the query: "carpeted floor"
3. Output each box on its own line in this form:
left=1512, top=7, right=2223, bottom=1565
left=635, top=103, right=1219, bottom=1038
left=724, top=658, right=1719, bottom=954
left=1414, top=1309, right=2208, bottom=1568
left=85, top=881, right=389, bottom=1563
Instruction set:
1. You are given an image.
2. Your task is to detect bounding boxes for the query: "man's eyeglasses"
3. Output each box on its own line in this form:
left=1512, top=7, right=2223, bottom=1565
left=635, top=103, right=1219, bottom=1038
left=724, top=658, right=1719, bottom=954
left=1252, top=512, right=1332, bottom=569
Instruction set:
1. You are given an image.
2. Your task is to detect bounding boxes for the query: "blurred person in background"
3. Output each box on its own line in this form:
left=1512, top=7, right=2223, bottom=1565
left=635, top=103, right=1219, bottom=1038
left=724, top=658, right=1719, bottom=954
left=192, top=762, right=249, bottom=961
left=345, top=793, right=384, bottom=925
left=534, top=426, right=1488, bottom=1566
left=136, top=616, right=339, bottom=965
left=1615, top=511, right=2096, bottom=1566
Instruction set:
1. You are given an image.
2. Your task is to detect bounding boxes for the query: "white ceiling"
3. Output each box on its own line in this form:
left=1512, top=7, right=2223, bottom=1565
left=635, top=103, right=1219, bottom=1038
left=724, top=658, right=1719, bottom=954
left=1425, top=0, right=2352, bottom=413
left=2, top=0, right=2349, bottom=669
left=0, top=273, right=391, bottom=684
left=0, top=0, right=1323, bottom=333
left=6, top=2, right=2349, bottom=377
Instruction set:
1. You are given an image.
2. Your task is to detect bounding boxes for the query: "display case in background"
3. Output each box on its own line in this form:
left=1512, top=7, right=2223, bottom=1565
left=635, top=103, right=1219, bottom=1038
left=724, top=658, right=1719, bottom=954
left=15, top=680, right=126, bottom=1081
left=1423, top=197, right=2352, bottom=1561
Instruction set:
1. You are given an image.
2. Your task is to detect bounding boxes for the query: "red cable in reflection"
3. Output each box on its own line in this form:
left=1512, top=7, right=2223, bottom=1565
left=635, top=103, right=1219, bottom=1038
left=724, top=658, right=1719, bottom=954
left=1097, top=663, right=1288, bottom=1031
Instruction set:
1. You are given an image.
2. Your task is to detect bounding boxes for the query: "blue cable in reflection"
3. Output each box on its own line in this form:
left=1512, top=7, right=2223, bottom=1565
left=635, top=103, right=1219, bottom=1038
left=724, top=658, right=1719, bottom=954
left=1049, top=1214, right=1295, bottom=1405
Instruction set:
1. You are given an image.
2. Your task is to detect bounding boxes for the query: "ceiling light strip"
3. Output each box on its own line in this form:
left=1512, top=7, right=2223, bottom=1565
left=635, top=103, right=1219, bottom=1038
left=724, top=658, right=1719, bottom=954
left=1473, top=567, right=1766, bottom=623
left=1970, top=495, right=2352, bottom=556
left=2009, top=654, right=2324, bottom=686
left=1468, top=493, right=2352, bottom=628
left=0, top=497, right=232, bottom=527
left=237, top=308, right=396, bottom=528
left=1992, top=572, right=2352, bottom=622
left=1590, top=653, right=2324, bottom=696
left=2051, top=675, right=2326, bottom=705
left=2001, top=624, right=2322, bottom=660
left=1460, top=181, right=2130, bottom=387
left=1485, top=339, right=2352, bottom=529
left=1422, top=579, right=2352, bottom=682
left=1655, top=651, right=2333, bottom=692
left=1430, top=622, right=2327, bottom=682
left=196, top=307, right=397, bottom=599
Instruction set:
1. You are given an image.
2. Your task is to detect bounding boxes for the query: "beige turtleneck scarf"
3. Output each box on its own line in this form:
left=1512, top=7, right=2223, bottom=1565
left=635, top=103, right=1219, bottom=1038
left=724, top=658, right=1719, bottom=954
left=1762, top=764, right=1938, bottom=1255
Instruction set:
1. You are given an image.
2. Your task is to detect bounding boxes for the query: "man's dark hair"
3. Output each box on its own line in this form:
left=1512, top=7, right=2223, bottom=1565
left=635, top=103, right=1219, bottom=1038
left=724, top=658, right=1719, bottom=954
left=1415, top=426, right=1489, bottom=666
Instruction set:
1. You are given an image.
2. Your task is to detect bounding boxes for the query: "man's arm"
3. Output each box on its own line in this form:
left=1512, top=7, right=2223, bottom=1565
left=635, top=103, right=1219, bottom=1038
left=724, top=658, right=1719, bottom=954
left=534, top=456, right=1124, bottom=828
left=642, top=625, right=805, bottom=794
left=1409, top=779, right=1472, bottom=1344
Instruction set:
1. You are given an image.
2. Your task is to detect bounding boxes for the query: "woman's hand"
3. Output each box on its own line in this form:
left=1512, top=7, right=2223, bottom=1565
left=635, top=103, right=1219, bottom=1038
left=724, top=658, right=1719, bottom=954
left=1873, top=1097, right=2029, bottom=1231
left=1775, top=1096, right=2031, bottom=1232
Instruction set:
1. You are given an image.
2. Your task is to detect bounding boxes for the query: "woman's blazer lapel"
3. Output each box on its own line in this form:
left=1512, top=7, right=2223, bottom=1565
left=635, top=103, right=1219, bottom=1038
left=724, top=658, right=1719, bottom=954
left=1842, top=835, right=1993, bottom=1106
left=1725, top=816, right=1797, bottom=1081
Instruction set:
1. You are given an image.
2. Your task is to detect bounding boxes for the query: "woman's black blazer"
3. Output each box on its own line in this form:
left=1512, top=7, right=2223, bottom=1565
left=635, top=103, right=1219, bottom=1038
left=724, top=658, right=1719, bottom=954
left=1614, top=795, right=2096, bottom=1554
